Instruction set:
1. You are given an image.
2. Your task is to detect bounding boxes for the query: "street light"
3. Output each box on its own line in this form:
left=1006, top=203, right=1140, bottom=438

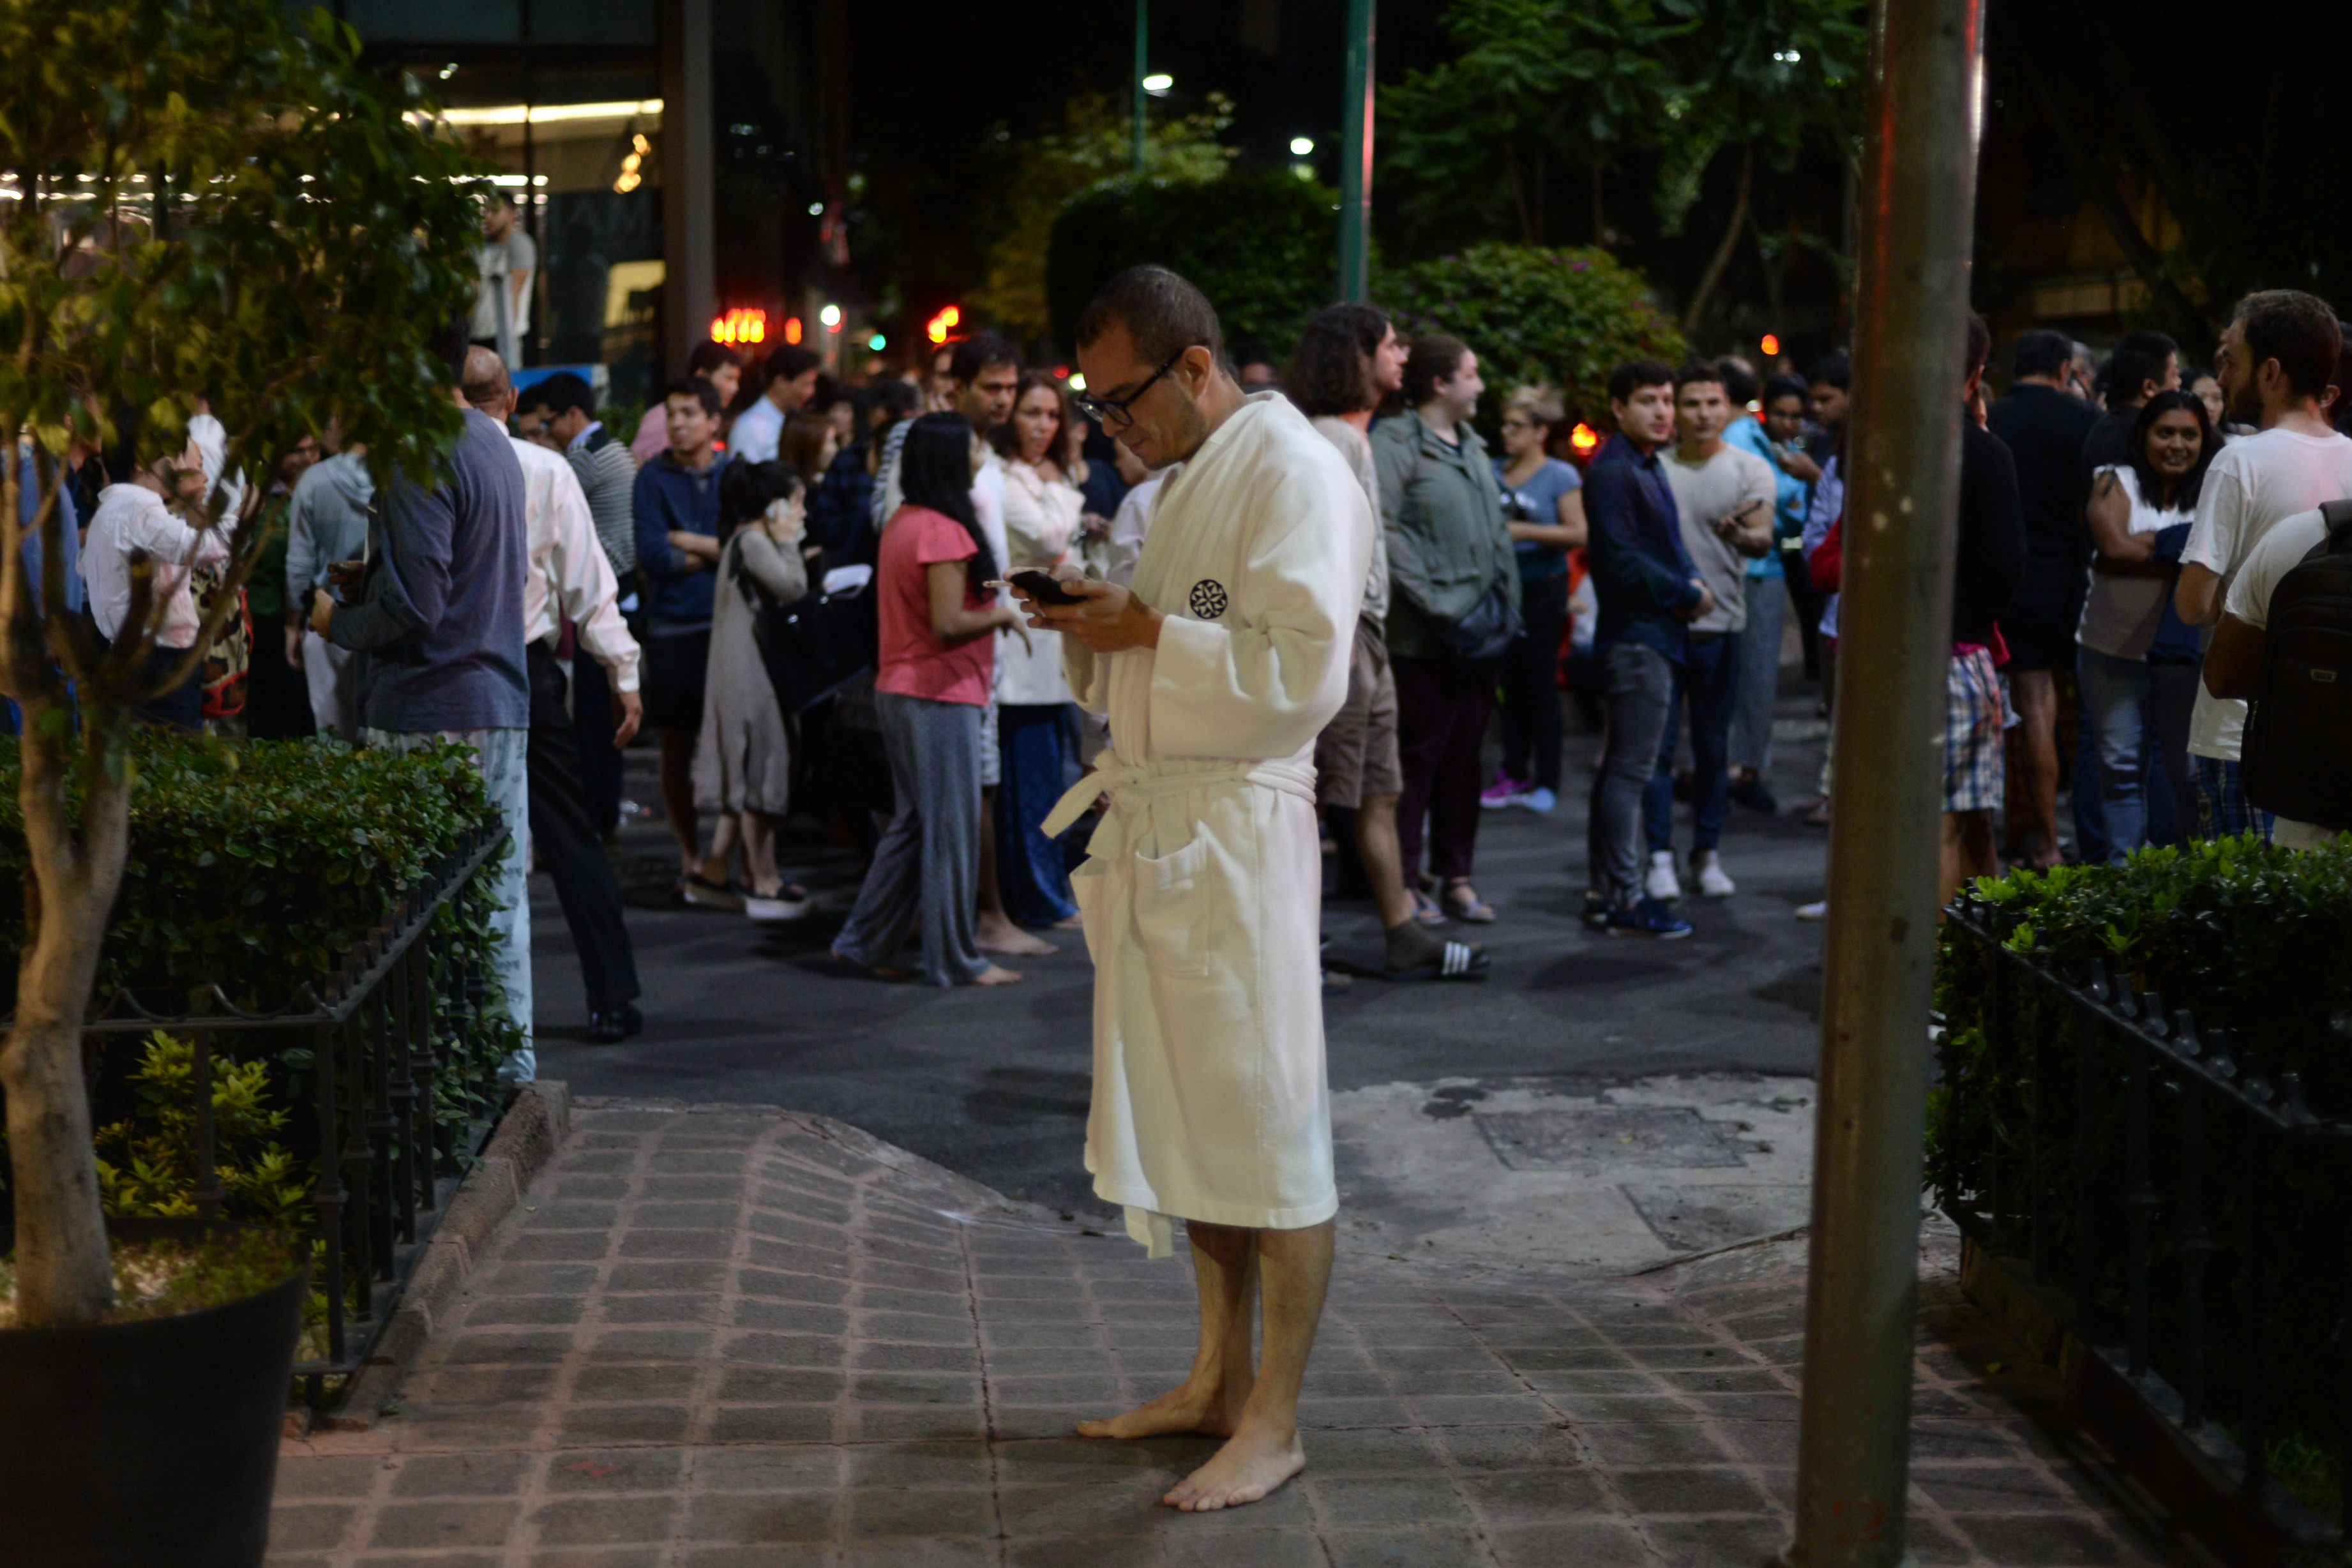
left=1290, top=136, right=1315, bottom=156
left=1142, top=73, right=1172, bottom=94
left=820, top=304, right=841, bottom=329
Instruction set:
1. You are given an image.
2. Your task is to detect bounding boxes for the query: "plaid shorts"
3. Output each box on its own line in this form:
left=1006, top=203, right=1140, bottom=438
left=1945, top=647, right=2007, bottom=813
left=2190, top=755, right=2275, bottom=841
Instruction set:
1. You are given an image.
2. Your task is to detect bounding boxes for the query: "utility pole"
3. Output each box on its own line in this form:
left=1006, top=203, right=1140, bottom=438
left=1337, top=0, right=1374, bottom=302
left=1777, top=0, right=1984, bottom=1564
left=1131, top=0, right=1148, bottom=177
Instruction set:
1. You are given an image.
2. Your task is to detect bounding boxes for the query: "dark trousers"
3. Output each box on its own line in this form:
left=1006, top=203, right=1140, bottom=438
left=528, top=642, right=640, bottom=1012
left=1393, top=654, right=1495, bottom=884
left=1590, top=641, right=1676, bottom=901
left=244, top=622, right=315, bottom=741
left=129, top=641, right=202, bottom=731
left=1496, top=575, right=1568, bottom=792
left=570, top=644, right=624, bottom=838
left=1644, top=631, right=1739, bottom=855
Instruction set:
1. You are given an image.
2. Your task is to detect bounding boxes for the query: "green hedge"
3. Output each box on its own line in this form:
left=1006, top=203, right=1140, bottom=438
left=1377, top=243, right=1686, bottom=429
left=1929, top=835, right=2352, bottom=1505
left=0, top=734, right=503, bottom=1014
left=1046, top=172, right=1341, bottom=359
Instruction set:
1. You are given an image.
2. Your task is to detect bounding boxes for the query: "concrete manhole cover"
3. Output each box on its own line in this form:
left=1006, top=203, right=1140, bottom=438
left=1472, top=1108, right=1749, bottom=1172
left=1623, top=1184, right=1813, bottom=1253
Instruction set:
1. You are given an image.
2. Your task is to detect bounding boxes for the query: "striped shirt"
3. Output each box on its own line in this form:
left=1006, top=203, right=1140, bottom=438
left=566, top=422, right=639, bottom=575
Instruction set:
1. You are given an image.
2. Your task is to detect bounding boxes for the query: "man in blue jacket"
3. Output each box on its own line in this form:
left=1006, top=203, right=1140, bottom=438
left=318, top=319, right=533, bottom=1079
left=1582, top=359, right=1712, bottom=938
left=632, top=376, right=730, bottom=888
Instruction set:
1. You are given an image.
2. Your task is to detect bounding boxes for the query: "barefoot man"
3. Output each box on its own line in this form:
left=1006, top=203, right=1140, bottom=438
left=1016, top=266, right=1373, bottom=1511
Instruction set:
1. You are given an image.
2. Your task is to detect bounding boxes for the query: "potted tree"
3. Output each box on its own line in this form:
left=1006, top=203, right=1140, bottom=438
left=0, top=3, right=481, bottom=1561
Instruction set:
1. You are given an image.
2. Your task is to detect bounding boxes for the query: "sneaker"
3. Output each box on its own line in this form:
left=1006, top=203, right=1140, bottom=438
left=1645, top=850, right=1682, bottom=903
left=681, top=872, right=744, bottom=910
left=1609, top=896, right=1693, bottom=939
left=745, top=886, right=815, bottom=922
left=1519, top=785, right=1557, bottom=815
left=1580, top=891, right=1611, bottom=931
left=1795, top=900, right=1828, bottom=921
left=1693, top=850, right=1736, bottom=899
left=1729, top=773, right=1779, bottom=814
left=1480, top=769, right=1531, bottom=809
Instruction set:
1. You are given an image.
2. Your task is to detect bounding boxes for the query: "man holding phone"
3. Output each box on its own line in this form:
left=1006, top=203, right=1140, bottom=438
left=1014, top=267, right=1370, bottom=1515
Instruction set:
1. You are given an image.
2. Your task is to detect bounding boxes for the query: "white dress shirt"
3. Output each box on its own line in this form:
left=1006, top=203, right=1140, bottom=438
left=512, top=437, right=641, bottom=693
left=79, top=483, right=230, bottom=648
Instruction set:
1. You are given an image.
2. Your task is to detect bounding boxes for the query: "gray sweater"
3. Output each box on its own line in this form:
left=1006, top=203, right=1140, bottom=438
left=328, top=408, right=529, bottom=732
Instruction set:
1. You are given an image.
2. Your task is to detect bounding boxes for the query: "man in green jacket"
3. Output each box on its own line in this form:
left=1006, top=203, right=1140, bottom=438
left=1374, top=334, right=1520, bottom=925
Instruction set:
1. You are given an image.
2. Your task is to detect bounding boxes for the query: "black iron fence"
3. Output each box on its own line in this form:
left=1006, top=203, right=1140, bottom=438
left=1938, top=889, right=2352, bottom=1546
left=1, top=824, right=509, bottom=1400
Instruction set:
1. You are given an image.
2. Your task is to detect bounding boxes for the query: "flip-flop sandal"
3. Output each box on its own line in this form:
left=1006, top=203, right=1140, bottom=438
left=1383, top=940, right=1490, bottom=982
left=1442, top=882, right=1497, bottom=924
left=1410, top=887, right=1447, bottom=926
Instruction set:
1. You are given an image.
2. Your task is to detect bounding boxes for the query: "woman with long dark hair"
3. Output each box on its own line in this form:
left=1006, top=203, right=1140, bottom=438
left=2078, top=387, right=2219, bottom=857
left=988, top=371, right=1085, bottom=927
left=831, top=413, right=1029, bottom=986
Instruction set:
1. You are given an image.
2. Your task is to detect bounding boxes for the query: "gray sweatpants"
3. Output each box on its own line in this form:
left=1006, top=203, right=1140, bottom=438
left=1587, top=641, right=1676, bottom=905
left=834, top=690, right=990, bottom=986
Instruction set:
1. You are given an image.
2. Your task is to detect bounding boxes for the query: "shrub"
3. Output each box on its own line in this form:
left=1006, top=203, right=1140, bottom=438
left=1929, top=834, right=2352, bottom=1501
left=1376, top=243, right=1685, bottom=428
left=1046, top=172, right=1341, bottom=359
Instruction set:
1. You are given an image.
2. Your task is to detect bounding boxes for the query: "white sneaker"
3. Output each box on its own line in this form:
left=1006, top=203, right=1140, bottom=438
left=744, top=889, right=814, bottom=922
left=1645, top=850, right=1682, bottom=902
left=1795, top=900, right=1828, bottom=921
left=1693, top=850, right=1736, bottom=899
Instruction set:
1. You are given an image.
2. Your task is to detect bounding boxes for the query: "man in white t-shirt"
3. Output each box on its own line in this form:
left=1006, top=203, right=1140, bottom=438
left=471, top=193, right=537, bottom=364
left=1652, top=363, right=1775, bottom=901
left=2201, top=504, right=2347, bottom=848
left=2173, top=289, right=2352, bottom=838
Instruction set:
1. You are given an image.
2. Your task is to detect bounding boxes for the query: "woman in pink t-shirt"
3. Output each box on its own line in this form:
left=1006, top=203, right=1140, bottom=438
left=831, top=414, right=1030, bottom=986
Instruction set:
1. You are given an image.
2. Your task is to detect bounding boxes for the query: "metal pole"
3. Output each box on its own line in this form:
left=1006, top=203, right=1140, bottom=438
left=1779, top=0, right=1984, bottom=1562
left=1336, top=0, right=1375, bottom=302
left=1131, top=0, right=1148, bottom=176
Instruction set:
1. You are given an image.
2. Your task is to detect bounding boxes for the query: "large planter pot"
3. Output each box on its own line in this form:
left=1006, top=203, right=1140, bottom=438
left=0, top=1218, right=308, bottom=1568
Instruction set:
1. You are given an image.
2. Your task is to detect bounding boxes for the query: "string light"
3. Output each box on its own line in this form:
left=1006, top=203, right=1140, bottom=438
left=614, top=133, right=649, bottom=195
left=1569, top=423, right=1601, bottom=456
left=1761, top=332, right=1782, bottom=358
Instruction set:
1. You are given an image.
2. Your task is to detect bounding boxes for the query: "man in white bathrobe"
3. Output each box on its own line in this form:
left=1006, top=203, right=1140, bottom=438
left=1016, top=266, right=1372, bottom=1513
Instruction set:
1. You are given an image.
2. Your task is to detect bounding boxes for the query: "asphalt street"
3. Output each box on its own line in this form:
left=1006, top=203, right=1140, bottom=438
left=534, top=653, right=1834, bottom=1230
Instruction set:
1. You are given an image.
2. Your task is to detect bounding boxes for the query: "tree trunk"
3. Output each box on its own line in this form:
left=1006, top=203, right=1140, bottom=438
left=1681, top=146, right=1754, bottom=338
left=1503, top=139, right=1535, bottom=247
left=2, top=713, right=129, bottom=1326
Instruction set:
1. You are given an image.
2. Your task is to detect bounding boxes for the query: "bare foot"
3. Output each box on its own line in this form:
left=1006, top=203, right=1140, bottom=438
left=973, top=964, right=1023, bottom=987
left=1163, top=1420, right=1305, bottom=1511
left=976, top=914, right=1057, bottom=957
left=1074, top=1380, right=1243, bottom=1441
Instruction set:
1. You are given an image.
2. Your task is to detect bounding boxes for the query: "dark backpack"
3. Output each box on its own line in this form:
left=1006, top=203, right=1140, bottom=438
left=2242, top=499, right=2352, bottom=831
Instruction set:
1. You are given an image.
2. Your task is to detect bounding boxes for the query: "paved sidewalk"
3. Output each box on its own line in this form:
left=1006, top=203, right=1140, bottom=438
left=271, top=1100, right=2194, bottom=1567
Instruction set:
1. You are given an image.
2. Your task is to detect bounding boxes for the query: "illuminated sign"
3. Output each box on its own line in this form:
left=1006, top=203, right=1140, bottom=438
left=784, top=316, right=803, bottom=345
left=709, top=308, right=766, bottom=345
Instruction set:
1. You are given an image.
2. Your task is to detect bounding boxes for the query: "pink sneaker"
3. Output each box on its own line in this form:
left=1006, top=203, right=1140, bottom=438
left=1479, top=770, right=1530, bottom=810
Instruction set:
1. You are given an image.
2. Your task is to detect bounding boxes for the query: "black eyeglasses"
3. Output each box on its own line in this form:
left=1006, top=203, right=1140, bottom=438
left=1071, top=349, right=1188, bottom=429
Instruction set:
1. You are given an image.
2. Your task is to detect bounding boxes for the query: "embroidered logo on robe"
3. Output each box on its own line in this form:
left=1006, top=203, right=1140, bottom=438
left=1188, top=580, right=1229, bottom=619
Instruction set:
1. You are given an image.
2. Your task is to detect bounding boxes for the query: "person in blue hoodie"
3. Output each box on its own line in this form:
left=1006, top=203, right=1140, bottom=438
left=285, top=436, right=373, bottom=738
left=632, top=375, right=732, bottom=892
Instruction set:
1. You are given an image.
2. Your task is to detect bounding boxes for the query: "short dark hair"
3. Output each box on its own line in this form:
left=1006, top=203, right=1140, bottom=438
left=1672, top=360, right=1726, bottom=395
left=764, top=344, right=821, bottom=386
left=718, top=458, right=804, bottom=543
left=2234, top=289, right=2342, bottom=400
left=947, top=330, right=1020, bottom=387
left=665, top=375, right=723, bottom=418
left=1403, top=334, right=1470, bottom=405
left=1965, top=312, right=1992, bottom=383
left=684, top=341, right=743, bottom=379
left=1285, top=303, right=1391, bottom=418
left=1608, top=358, right=1676, bottom=405
left=2104, top=330, right=2178, bottom=409
left=1073, top=265, right=1226, bottom=371
left=1714, top=357, right=1760, bottom=407
left=1763, top=373, right=1809, bottom=409
left=2012, top=328, right=2073, bottom=382
left=518, top=371, right=596, bottom=419
left=1807, top=352, right=1850, bottom=391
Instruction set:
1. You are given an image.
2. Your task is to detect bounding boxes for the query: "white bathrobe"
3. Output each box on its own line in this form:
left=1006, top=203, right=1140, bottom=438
left=1044, top=393, right=1373, bottom=1255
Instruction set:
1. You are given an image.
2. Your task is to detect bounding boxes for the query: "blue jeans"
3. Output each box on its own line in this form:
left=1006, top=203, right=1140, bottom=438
left=1645, top=631, right=1739, bottom=856
left=2076, top=648, right=2197, bottom=860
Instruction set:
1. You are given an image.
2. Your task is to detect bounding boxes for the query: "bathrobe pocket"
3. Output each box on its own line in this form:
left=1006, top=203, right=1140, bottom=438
left=1131, top=831, right=1211, bottom=977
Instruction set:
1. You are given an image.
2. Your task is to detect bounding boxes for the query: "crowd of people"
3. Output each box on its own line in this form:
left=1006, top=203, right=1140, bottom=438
left=24, top=229, right=2348, bottom=1045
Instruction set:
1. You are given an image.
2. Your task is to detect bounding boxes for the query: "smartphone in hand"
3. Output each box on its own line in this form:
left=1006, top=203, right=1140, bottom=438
left=988, top=569, right=1086, bottom=606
